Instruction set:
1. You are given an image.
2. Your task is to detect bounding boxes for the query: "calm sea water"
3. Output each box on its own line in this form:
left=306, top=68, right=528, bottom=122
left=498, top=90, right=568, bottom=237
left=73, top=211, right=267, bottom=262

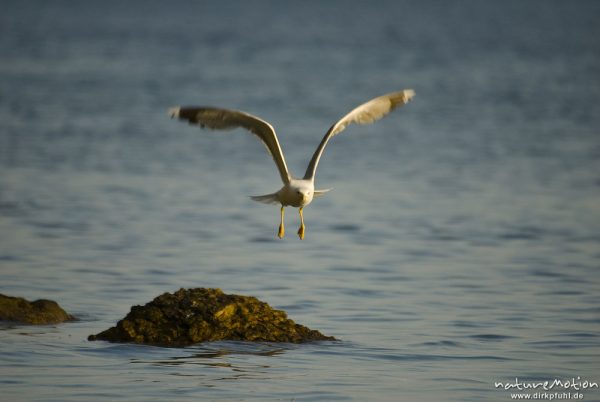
left=1, top=1, right=599, bottom=401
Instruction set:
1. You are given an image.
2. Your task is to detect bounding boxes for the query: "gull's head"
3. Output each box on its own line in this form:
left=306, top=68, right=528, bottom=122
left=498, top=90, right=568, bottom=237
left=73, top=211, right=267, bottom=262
left=296, top=188, right=313, bottom=203
left=288, top=179, right=314, bottom=207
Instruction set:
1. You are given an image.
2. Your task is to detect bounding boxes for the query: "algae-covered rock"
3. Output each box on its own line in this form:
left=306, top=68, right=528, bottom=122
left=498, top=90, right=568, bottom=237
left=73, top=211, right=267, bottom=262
left=88, top=288, right=335, bottom=346
left=0, top=294, right=75, bottom=325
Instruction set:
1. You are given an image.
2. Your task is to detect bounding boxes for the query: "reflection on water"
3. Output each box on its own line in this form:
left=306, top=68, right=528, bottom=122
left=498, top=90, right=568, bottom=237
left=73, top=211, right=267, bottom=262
left=139, top=342, right=288, bottom=363
left=129, top=342, right=291, bottom=386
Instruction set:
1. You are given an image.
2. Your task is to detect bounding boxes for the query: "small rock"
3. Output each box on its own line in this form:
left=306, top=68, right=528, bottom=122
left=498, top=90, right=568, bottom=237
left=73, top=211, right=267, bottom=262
left=88, top=288, right=336, bottom=346
left=0, top=294, right=75, bottom=325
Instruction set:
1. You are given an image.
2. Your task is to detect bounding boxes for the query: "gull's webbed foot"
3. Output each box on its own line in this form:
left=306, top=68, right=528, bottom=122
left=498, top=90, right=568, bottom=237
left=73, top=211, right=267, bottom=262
left=278, top=206, right=285, bottom=239
left=297, top=207, right=305, bottom=240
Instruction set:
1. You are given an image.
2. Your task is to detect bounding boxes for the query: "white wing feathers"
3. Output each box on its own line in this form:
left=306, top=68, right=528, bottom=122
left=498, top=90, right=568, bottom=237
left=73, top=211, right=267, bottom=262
left=303, top=89, right=415, bottom=180
left=169, top=107, right=291, bottom=185
left=329, top=90, right=415, bottom=136
left=168, top=89, right=415, bottom=186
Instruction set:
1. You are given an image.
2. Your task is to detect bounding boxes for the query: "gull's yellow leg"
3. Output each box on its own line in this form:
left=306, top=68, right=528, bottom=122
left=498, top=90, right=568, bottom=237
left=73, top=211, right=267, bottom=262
left=278, top=206, right=285, bottom=239
left=297, top=207, right=305, bottom=240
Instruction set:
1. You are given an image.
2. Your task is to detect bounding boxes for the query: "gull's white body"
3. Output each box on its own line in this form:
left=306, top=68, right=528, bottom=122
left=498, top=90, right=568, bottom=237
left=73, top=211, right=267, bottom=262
left=169, top=90, right=415, bottom=239
left=250, top=178, right=330, bottom=207
left=270, top=179, right=315, bottom=208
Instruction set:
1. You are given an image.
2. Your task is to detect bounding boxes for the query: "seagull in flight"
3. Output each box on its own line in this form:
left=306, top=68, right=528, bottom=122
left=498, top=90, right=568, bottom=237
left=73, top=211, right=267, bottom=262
left=169, top=90, right=415, bottom=239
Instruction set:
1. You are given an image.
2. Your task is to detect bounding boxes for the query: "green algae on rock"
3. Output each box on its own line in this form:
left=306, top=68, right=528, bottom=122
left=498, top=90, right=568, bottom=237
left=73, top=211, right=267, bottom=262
left=88, top=288, right=336, bottom=346
left=0, top=294, right=75, bottom=325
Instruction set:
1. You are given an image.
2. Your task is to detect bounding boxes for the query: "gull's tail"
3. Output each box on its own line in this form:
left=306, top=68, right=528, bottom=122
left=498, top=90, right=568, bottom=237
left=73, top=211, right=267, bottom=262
left=314, top=188, right=332, bottom=198
left=250, top=189, right=331, bottom=204
left=250, top=193, right=280, bottom=205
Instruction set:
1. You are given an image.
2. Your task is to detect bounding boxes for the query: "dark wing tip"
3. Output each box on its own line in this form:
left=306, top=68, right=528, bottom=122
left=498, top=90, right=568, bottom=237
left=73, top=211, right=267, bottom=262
left=168, top=107, right=181, bottom=118
left=403, top=89, right=416, bottom=102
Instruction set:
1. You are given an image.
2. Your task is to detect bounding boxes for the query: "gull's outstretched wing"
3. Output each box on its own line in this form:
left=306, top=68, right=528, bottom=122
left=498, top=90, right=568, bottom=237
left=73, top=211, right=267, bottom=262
left=169, top=107, right=291, bottom=185
left=303, top=90, right=415, bottom=180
